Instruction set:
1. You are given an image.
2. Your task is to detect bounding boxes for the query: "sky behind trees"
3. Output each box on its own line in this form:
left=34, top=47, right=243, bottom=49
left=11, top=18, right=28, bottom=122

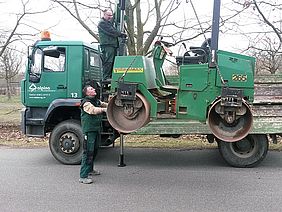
left=1, top=0, right=281, bottom=74
left=0, top=0, right=239, bottom=51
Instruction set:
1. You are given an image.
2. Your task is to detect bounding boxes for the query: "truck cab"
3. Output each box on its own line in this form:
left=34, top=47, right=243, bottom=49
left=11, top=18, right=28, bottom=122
left=21, top=37, right=116, bottom=164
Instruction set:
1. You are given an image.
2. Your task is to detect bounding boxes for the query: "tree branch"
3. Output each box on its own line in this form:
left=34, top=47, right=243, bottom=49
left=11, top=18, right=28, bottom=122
left=51, top=0, right=99, bottom=41
left=253, top=0, right=282, bottom=51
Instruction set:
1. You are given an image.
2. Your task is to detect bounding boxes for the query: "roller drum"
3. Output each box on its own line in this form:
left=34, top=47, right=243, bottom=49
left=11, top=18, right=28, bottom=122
left=208, top=99, right=253, bottom=142
left=107, top=93, right=150, bottom=133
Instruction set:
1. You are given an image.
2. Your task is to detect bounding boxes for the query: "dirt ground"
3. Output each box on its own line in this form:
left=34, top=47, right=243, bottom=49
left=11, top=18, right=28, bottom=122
left=1, top=124, right=282, bottom=150
left=0, top=124, right=48, bottom=148
left=0, top=123, right=215, bottom=149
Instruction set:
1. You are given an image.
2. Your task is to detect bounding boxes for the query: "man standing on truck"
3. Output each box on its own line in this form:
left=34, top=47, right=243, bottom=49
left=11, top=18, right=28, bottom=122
left=98, top=8, right=126, bottom=80
left=79, top=85, right=108, bottom=184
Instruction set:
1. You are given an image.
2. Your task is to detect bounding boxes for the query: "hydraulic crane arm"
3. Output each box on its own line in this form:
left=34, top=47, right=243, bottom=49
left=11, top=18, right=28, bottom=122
left=210, top=0, right=221, bottom=67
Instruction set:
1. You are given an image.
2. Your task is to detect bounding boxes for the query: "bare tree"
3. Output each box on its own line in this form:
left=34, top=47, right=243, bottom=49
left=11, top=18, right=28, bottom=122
left=0, top=0, right=54, bottom=98
left=250, top=37, right=282, bottom=74
left=0, top=0, right=51, bottom=57
left=0, top=47, right=22, bottom=99
left=50, top=0, right=217, bottom=55
left=228, top=0, right=282, bottom=74
left=251, top=0, right=282, bottom=74
left=50, top=0, right=102, bottom=41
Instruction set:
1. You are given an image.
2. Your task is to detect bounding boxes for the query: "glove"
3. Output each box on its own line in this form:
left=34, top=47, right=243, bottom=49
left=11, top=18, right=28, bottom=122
left=102, top=108, right=107, bottom=113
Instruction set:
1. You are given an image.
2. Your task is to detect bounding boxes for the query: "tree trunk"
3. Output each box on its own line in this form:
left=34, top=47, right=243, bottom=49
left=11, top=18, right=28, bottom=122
left=5, top=77, right=11, bottom=100
left=135, top=0, right=143, bottom=54
left=125, top=1, right=136, bottom=55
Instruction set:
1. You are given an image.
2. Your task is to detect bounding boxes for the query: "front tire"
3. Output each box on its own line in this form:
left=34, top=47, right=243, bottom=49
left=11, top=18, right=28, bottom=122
left=218, top=134, right=268, bottom=168
left=49, top=120, right=83, bottom=165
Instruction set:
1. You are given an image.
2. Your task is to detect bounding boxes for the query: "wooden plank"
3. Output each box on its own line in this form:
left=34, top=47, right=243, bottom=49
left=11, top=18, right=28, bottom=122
left=254, top=97, right=282, bottom=104
left=254, top=75, right=282, bottom=103
left=255, top=85, right=282, bottom=96
left=251, top=105, right=282, bottom=117
left=133, top=117, right=282, bottom=135
left=252, top=117, right=282, bottom=134
left=254, top=75, right=282, bottom=84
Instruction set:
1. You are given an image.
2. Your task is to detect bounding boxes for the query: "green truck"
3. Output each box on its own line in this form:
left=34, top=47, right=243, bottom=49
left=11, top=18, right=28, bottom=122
left=20, top=0, right=282, bottom=167
left=20, top=37, right=282, bottom=168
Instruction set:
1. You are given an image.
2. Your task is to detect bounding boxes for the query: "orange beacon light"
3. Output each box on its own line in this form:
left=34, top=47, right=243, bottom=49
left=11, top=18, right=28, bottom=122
left=41, top=30, right=51, bottom=41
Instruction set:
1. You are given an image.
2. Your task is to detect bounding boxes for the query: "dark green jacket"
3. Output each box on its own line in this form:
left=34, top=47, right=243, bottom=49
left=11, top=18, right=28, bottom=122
left=98, top=18, right=121, bottom=47
left=80, top=96, right=102, bottom=133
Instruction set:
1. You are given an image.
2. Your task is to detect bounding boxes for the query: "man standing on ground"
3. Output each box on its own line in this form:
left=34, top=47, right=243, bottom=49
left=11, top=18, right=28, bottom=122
left=79, top=85, right=107, bottom=184
left=98, top=9, right=126, bottom=80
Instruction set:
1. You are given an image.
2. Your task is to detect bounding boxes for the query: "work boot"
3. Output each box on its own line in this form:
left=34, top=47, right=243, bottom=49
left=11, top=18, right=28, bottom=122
left=89, top=169, right=101, bottom=176
left=79, top=177, right=93, bottom=184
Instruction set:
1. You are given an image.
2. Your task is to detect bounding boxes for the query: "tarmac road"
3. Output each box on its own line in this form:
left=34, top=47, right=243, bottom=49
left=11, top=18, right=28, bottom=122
left=1, top=147, right=282, bottom=212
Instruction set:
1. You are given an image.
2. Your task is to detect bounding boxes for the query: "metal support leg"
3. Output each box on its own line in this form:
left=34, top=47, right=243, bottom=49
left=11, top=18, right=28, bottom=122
left=270, top=134, right=278, bottom=144
left=118, top=134, right=126, bottom=167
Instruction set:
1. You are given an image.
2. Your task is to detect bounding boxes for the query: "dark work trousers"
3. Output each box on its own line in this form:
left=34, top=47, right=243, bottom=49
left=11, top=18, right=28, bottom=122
left=80, top=132, right=99, bottom=178
left=101, top=45, right=117, bottom=80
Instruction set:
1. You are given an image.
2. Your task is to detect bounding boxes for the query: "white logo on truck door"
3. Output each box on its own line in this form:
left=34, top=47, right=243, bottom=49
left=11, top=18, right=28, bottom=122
left=29, top=83, right=51, bottom=92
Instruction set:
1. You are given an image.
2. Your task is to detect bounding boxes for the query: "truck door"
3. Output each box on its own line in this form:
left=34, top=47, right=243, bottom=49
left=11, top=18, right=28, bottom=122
left=26, top=46, right=67, bottom=107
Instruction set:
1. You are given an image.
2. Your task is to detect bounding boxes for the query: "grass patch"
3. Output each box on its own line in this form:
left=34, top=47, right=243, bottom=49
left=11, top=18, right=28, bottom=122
left=0, top=95, right=21, bottom=103
left=0, top=108, right=21, bottom=124
left=0, top=95, right=22, bottom=125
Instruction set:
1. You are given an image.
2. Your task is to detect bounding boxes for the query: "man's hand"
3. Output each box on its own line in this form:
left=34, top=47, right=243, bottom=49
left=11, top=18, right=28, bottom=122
left=120, top=32, right=127, bottom=38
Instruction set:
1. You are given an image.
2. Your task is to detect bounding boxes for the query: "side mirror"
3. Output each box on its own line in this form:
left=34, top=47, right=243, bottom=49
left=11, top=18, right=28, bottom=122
left=29, top=73, right=40, bottom=83
left=29, top=48, right=43, bottom=83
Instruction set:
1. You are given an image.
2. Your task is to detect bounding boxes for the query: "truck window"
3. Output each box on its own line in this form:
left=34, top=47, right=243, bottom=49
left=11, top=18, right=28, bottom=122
left=84, top=49, right=89, bottom=69
left=44, top=47, right=66, bottom=72
left=90, top=51, right=101, bottom=67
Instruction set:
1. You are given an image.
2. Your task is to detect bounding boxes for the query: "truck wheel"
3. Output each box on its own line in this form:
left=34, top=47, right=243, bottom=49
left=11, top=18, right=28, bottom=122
left=217, top=134, right=268, bottom=168
left=49, top=120, right=83, bottom=165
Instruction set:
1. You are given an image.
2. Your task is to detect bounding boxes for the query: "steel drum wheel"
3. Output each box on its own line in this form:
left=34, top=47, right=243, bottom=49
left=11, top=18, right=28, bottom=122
left=208, top=99, right=253, bottom=142
left=107, top=93, right=150, bottom=133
